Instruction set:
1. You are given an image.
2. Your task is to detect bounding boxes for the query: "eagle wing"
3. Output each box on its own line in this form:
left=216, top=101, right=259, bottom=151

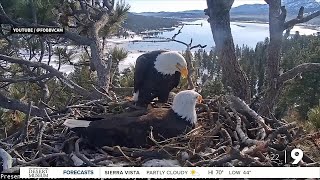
left=133, top=54, right=148, bottom=93
left=89, top=108, right=169, bottom=130
left=134, top=50, right=167, bottom=92
left=78, top=108, right=189, bottom=147
left=88, top=108, right=170, bottom=146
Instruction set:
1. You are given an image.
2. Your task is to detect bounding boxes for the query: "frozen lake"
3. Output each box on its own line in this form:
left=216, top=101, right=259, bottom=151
left=17, top=20, right=320, bottom=73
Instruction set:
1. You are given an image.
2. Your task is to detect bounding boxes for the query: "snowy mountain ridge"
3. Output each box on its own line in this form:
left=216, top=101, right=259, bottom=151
left=282, top=0, right=320, bottom=11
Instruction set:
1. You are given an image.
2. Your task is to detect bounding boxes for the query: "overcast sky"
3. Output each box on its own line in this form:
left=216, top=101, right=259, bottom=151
left=126, top=0, right=266, bottom=13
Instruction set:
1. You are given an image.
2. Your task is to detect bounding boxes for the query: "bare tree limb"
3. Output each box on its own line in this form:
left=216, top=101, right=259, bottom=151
left=62, top=30, right=92, bottom=46
left=19, top=102, right=33, bottom=141
left=234, top=111, right=264, bottom=146
left=37, top=121, right=49, bottom=157
left=29, top=0, right=37, bottom=24
left=0, top=73, right=54, bottom=83
left=74, top=138, right=97, bottom=166
left=0, top=3, right=19, bottom=26
left=298, top=7, right=305, bottom=19
left=103, top=0, right=115, bottom=11
left=284, top=10, right=320, bottom=30
left=92, top=11, right=110, bottom=34
left=1, top=1, right=113, bottom=93
left=278, top=63, right=320, bottom=84
left=190, top=44, right=207, bottom=50
left=0, top=92, right=46, bottom=117
left=17, top=153, right=68, bottom=165
left=279, top=6, right=287, bottom=22
left=172, top=25, right=184, bottom=39
left=227, top=95, right=269, bottom=139
left=185, top=48, right=195, bottom=89
left=0, top=54, right=103, bottom=99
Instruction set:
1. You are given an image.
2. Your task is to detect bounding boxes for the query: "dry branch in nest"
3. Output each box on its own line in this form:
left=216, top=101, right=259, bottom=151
left=0, top=95, right=319, bottom=172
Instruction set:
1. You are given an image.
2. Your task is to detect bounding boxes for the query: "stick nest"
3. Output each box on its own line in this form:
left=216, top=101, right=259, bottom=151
left=0, top=95, right=319, bottom=172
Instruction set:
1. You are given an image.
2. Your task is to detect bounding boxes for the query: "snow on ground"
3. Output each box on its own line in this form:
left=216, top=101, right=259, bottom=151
left=105, top=35, right=144, bottom=72
left=13, top=24, right=319, bottom=75
left=16, top=35, right=144, bottom=74
left=118, top=52, right=143, bottom=72
left=105, top=35, right=143, bottom=44
left=18, top=48, right=79, bottom=74
left=291, top=25, right=319, bottom=35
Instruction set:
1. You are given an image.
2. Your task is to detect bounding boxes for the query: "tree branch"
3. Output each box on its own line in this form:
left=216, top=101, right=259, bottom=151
left=92, top=10, right=110, bottom=35
left=0, top=91, right=46, bottom=117
left=264, top=0, right=277, bottom=5
left=130, top=24, right=206, bottom=49
left=29, top=0, right=38, bottom=24
left=0, top=54, right=100, bottom=99
left=1, top=2, right=92, bottom=46
left=103, top=0, right=115, bottom=11
left=278, top=6, right=287, bottom=22
left=185, top=49, right=194, bottom=89
left=227, top=95, right=269, bottom=139
left=0, top=3, right=19, bottom=26
left=62, top=30, right=92, bottom=46
left=190, top=44, right=207, bottom=50
left=284, top=10, right=320, bottom=30
left=0, top=73, right=54, bottom=83
left=0, top=0, right=115, bottom=96
left=172, top=25, right=184, bottom=39
left=278, top=63, right=320, bottom=84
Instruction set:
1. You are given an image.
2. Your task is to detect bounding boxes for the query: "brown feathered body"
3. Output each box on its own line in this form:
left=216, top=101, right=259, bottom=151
left=69, top=108, right=193, bottom=148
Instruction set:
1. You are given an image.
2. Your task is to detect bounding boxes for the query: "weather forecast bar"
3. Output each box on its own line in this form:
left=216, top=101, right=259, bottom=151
left=19, top=167, right=320, bottom=179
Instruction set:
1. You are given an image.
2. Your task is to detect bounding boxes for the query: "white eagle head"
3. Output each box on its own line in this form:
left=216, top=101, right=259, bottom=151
left=154, top=51, right=188, bottom=78
left=172, top=90, right=202, bottom=125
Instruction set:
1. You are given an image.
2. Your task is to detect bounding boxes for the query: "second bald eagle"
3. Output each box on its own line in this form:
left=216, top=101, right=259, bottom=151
left=63, top=90, right=202, bottom=148
left=133, top=50, right=188, bottom=107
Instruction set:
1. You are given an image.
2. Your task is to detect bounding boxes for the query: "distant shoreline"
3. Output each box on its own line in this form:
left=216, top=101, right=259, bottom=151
left=234, top=20, right=320, bottom=31
left=180, top=18, right=320, bottom=31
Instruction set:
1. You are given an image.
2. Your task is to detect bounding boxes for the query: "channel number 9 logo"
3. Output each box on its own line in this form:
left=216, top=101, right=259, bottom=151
left=290, top=148, right=303, bottom=164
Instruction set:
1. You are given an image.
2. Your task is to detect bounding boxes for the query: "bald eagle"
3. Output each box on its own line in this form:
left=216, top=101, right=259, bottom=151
left=63, top=90, right=202, bottom=148
left=133, top=50, right=188, bottom=107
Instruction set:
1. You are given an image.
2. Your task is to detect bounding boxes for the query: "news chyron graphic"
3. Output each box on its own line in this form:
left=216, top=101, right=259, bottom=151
left=4, top=148, right=316, bottom=179
left=11, top=27, right=64, bottom=34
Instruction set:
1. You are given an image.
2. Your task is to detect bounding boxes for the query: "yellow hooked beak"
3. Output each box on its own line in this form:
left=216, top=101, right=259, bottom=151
left=197, top=95, right=203, bottom=104
left=176, top=63, right=188, bottom=78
